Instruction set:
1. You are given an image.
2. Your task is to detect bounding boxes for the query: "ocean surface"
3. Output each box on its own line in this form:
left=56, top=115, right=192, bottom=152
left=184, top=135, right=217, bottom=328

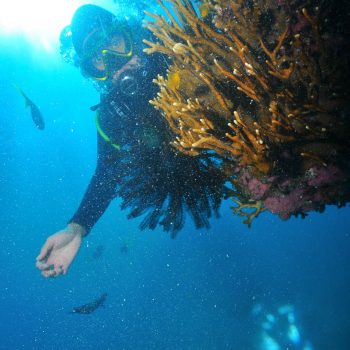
left=0, top=1, right=349, bottom=349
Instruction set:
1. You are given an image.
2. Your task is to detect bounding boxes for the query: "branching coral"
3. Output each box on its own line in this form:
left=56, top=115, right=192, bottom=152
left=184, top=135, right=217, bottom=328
left=144, top=0, right=350, bottom=223
left=99, top=55, right=228, bottom=237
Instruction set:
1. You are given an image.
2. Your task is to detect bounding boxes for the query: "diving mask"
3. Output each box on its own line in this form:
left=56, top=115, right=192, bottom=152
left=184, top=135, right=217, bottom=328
left=81, top=24, right=133, bottom=80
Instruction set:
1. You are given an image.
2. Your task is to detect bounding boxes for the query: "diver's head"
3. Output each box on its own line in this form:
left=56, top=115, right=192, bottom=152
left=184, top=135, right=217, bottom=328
left=70, top=4, right=134, bottom=81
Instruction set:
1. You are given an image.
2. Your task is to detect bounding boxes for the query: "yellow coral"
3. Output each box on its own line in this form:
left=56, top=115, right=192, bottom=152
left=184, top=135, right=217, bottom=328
left=143, top=0, right=350, bottom=225
left=144, top=0, right=348, bottom=178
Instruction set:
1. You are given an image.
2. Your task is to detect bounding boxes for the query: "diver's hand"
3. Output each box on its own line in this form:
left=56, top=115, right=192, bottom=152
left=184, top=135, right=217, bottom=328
left=36, top=223, right=86, bottom=278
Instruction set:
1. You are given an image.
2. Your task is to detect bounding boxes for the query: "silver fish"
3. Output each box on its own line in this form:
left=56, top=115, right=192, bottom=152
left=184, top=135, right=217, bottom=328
left=15, top=85, right=45, bottom=130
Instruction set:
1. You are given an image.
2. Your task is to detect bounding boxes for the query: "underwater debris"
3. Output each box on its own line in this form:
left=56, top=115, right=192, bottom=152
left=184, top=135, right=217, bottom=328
left=91, top=244, right=105, bottom=259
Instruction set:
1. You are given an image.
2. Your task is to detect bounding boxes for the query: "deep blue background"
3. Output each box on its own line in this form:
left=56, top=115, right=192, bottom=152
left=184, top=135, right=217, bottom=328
left=0, top=2, right=349, bottom=349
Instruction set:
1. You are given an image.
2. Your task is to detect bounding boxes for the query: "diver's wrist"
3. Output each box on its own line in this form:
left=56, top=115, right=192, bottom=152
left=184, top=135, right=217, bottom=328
left=66, top=223, right=87, bottom=237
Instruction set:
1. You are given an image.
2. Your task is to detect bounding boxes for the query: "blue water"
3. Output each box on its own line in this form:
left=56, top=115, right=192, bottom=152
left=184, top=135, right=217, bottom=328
left=0, top=2, right=349, bottom=350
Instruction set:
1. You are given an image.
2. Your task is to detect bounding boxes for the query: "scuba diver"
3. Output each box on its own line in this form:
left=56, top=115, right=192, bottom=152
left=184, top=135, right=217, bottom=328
left=36, top=4, right=226, bottom=278
left=252, top=303, right=314, bottom=350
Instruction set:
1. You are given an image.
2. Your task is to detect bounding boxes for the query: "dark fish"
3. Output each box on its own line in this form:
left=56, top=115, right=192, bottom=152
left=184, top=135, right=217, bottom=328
left=120, top=244, right=128, bottom=254
left=85, top=244, right=105, bottom=262
left=15, top=85, right=45, bottom=130
left=92, top=245, right=104, bottom=259
left=70, top=293, right=107, bottom=315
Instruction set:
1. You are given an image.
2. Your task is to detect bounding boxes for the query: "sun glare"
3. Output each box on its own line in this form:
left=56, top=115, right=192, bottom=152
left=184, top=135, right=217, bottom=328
left=0, top=0, right=116, bottom=52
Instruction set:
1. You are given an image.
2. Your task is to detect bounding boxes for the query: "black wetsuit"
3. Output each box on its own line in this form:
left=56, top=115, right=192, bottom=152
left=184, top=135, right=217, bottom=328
left=69, top=52, right=225, bottom=237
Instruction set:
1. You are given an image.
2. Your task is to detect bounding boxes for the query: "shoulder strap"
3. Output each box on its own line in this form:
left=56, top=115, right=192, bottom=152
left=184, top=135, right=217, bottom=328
left=95, top=110, right=121, bottom=150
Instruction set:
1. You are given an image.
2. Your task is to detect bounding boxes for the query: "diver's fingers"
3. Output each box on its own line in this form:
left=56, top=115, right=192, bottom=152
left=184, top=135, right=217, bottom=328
left=46, top=256, right=69, bottom=273
left=53, top=265, right=64, bottom=276
left=41, top=265, right=64, bottom=278
left=41, top=269, right=57, bottom=278
left=53, top=263, right=68, bottom=276
left=35, top=260, right=50, bottom=271
left=36, top=238, right=54, bottom=261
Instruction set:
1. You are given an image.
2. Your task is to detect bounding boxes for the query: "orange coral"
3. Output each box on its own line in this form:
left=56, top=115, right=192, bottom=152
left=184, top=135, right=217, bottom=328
left=144, top=0, right=349, bottom=173
left=143, top=0, right=350, bottom=223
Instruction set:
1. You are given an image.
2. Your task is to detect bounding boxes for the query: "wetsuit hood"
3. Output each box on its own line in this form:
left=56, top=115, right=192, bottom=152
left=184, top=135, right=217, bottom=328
left=71, top=4, right=116, bottom=58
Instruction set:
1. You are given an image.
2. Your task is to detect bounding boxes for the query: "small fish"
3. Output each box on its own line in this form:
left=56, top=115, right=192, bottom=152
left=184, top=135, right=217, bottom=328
left=167, top=71, right=181, bottom=90
left=120, top=244, right=128, bottom=254
left=92, top=244, right=104, bottom=259
left=199, top=3, right=210, bottom=18
left=84, top=244, right=105, bottom=262
left=70, top=293, right=107, bottom=315
left=14, top=85, right=45, bottom=130
left=117, top=236, right=135, bottom=254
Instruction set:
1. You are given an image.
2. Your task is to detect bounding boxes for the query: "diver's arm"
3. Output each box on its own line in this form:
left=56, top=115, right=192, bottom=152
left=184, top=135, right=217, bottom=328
left=36, top=137, right=117, bottom=278
left=68, top=134, right=119, bottom=233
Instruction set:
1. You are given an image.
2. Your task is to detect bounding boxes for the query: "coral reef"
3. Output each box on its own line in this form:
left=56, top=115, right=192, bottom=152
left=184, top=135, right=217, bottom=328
left=99, top=55, right=227, bottom=238
left=144, top=0, right=350, bottom=223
